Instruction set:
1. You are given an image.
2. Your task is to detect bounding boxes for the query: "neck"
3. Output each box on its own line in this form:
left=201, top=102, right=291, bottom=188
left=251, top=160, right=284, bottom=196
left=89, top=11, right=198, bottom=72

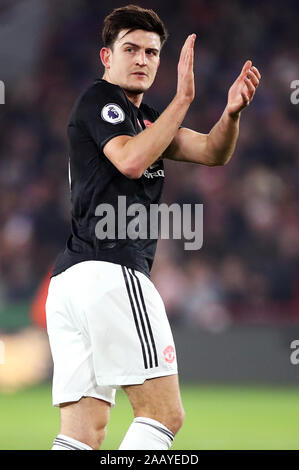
left=123, top=90, right=143, bottom=108
left=102, top=73, right=144, bottom=108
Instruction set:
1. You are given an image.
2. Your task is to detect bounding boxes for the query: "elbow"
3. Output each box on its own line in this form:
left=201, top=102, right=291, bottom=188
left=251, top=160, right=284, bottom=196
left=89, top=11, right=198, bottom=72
left=219, top=154, right=233, bottom=166
left=202, top=158, right=227, bottom=167
left=207, top=152, right=232, bottom=166
left=217, top=147, right=237, bottom=166
left=124, top=169, right=144, bottom=179
left=119, top=162, right=144, bottom=179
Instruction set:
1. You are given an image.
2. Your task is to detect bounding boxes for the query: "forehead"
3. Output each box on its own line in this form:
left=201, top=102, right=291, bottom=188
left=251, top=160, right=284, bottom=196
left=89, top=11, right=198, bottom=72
left=115, top=29, right=161, bottom=50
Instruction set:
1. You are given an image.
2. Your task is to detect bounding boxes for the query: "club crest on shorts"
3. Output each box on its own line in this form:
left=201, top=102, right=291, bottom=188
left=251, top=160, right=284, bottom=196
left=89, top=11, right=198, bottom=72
left=101, top=103, right=125, bottom=124
left=163, top=345, right=175, bottom=363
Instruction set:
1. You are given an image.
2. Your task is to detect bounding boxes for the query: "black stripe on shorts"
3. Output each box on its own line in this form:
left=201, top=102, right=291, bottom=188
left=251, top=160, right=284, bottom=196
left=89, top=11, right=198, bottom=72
left=131, top=269, right=158, bottom=368
left=122, top=266, right=158, bottom=370
left=122, top=266, right=148, bottom=369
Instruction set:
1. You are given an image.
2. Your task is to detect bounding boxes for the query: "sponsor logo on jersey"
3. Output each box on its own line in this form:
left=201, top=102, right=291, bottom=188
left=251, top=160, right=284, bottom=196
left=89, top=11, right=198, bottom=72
left=101, top=103, right=125, bottom=124
left=144, top=158, right=164, bottom=178
left=163, top=345, right=175, bottom=363
left=143, top=168, right=165, bottom=178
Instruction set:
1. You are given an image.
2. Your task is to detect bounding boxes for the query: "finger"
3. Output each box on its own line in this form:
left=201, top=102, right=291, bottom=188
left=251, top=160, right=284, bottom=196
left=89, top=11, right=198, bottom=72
left=179, top=35, right=193, bottom=64
left=244, top=76, right=255, bottom=97
left=181, top=35, right=195, bottom=68
left=247, top=69, right=259, bottom=87
left=189, top=35, right=196, bottom=67
left=250, top=66, right=261, bottom=81
left=179, top=35, right=191, bottom=59
left=241, top=91, right=250, bottom=106
left=183, top=34, right=194, bottom=50
left=234, top=60, right=252, bottom=85
left=183, top=46, right=190, bottom=68
left=241, top=60, right=252, bottom=77
left=185, top=34, right=196, bottom=51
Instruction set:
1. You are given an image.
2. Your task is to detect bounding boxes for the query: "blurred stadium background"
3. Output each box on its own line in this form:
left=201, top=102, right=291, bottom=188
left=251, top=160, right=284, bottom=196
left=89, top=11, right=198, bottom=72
left=0, top=0, right=299, bottom=450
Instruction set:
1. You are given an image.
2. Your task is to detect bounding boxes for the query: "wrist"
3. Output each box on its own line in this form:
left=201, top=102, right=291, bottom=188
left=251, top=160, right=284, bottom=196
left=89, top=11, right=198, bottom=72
left=225, top=105, right=241, bottom=122
left=174, top=93, right=193, bottom=107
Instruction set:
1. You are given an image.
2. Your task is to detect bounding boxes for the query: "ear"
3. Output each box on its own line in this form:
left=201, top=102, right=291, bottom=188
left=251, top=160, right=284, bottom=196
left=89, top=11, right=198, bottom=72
left=100, top=47, right=112, bottom=69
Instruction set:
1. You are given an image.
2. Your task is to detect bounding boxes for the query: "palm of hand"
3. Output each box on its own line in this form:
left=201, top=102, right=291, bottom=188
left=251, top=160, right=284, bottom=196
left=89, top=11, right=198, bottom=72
left=227, top=60, right=261, bottom=117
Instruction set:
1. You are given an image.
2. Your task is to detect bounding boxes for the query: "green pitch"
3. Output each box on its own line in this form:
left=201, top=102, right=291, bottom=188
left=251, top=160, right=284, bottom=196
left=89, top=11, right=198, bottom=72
left=0, top=383, right=298, bottom=450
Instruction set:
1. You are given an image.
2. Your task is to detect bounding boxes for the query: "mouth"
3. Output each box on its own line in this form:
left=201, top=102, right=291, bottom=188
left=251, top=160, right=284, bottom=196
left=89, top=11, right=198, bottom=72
left=132, top=72, right=148, bottom=77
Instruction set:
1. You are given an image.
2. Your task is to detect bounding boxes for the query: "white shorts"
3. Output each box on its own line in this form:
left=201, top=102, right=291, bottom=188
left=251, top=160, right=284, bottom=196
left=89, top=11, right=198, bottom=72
left=46, top=261, right=178, bottom=407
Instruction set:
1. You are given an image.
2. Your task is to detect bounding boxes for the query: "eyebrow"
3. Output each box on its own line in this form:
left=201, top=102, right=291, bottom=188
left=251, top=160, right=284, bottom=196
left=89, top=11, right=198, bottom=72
left=121, top=42, right=160, bottom=53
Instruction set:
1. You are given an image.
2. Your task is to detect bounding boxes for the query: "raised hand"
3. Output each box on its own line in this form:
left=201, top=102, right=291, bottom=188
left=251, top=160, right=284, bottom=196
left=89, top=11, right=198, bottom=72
left=177, top=34, right=196, bottom=104
left=226, top=60, right=261, bottom=117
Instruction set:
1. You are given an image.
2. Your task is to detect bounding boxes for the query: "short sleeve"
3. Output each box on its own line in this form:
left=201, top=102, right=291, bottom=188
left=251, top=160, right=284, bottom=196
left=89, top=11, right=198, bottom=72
left=72, top=82, right=136, bottom=152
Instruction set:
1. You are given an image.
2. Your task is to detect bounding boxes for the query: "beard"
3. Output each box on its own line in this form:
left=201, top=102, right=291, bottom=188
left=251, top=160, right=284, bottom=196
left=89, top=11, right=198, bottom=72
left=122, top=75, right=153, bottom=95
left=123, top=83, right=148, bottom=95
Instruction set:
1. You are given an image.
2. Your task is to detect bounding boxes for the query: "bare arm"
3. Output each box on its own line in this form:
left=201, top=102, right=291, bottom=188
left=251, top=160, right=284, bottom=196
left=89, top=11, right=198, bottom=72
left=164, top=62, right=261, bottom=166
left=103, top=34, right=196, bottom=179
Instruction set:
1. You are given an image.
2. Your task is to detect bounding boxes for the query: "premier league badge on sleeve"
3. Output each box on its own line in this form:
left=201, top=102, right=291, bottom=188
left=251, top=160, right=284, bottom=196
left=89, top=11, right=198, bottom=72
left=101, top=103, right=125, bottom=124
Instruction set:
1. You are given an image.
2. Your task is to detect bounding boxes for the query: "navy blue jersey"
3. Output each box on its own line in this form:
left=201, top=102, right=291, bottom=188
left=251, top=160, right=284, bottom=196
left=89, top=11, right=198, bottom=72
left=51, top=79, right=165, bottom=278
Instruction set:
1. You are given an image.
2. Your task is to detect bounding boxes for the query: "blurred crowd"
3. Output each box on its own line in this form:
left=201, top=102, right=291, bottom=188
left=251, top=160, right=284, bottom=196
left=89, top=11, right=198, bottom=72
left=0, top=0, right=299, bottom=328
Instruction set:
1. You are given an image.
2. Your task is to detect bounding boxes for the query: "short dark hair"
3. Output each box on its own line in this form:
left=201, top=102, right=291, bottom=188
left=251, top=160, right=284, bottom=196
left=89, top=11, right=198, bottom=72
left=102, top=4, right=168, bottom=50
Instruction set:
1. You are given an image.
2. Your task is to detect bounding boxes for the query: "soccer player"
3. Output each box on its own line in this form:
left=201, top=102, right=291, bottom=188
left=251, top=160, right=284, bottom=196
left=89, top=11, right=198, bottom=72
left=46, top=5, right=260, bottom=450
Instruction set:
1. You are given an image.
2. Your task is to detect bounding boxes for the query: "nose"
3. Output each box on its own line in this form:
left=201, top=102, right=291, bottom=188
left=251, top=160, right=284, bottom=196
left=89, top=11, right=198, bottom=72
left=136, top=49, right=147, bottom=66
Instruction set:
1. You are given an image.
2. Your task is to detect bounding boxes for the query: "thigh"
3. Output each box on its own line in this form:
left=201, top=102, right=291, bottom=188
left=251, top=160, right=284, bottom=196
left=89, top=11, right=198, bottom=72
left=123, top=374, right=184, bottom=424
